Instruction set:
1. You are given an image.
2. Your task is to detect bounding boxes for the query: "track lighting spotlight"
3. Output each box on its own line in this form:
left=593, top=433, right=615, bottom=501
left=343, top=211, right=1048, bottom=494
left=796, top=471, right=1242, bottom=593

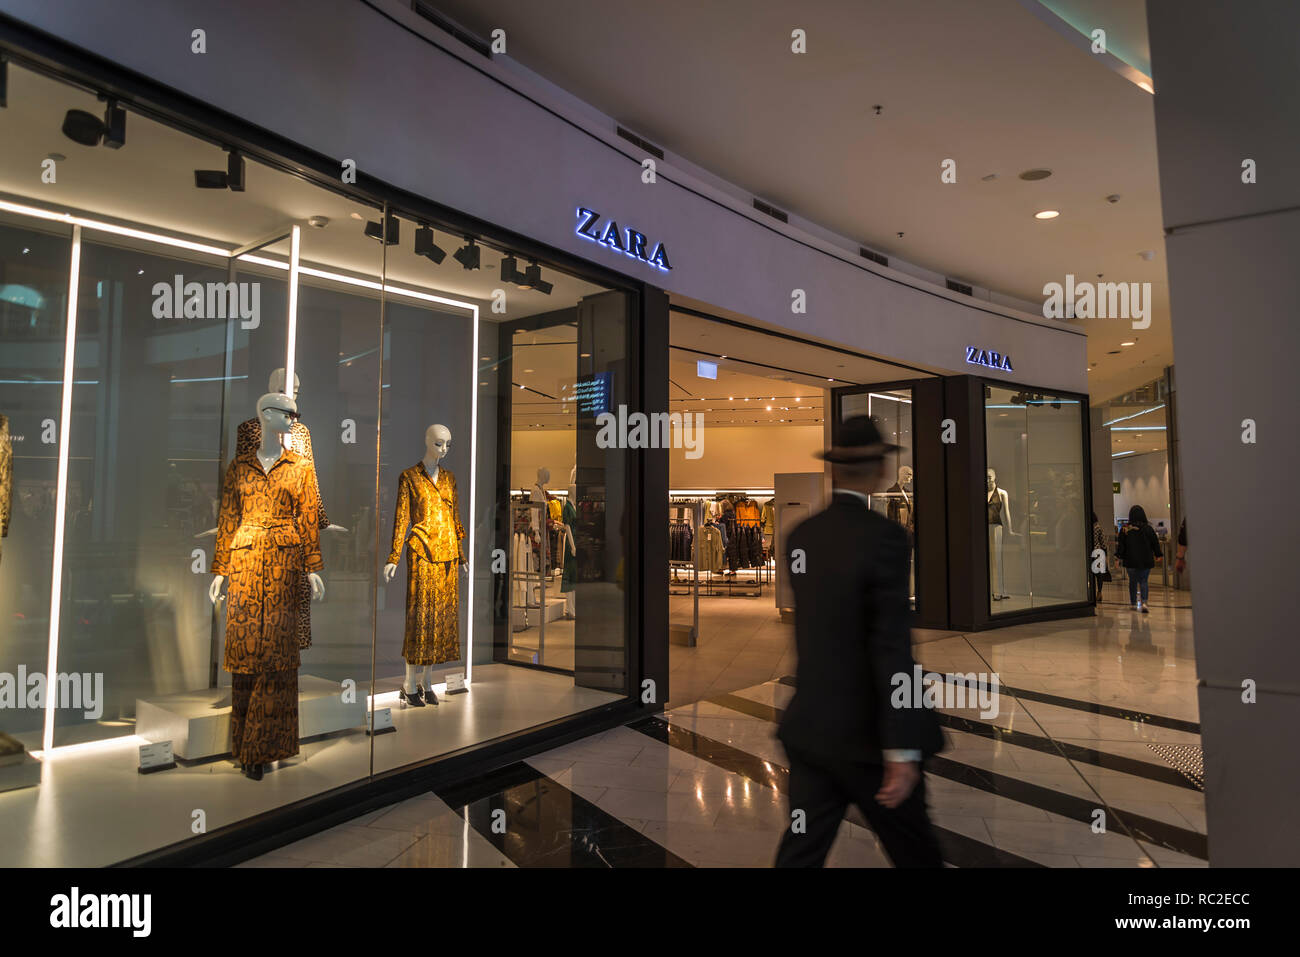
left=364, top=214, right=399, bottom=245
left=194, top=149, right=244, bottom=190
left=524, top=261, right=553, bottom=295
left=453, top=238, right=480, bottom=270
left=62, top=98, right=126, bottom=148
left=500, top=254, right=525, bottom=284
left=414, top=225, right=446, bottom=264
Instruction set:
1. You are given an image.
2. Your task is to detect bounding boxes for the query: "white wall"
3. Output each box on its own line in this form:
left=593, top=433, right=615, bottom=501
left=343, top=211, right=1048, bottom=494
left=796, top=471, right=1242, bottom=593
left=1, top=0, right=1086, bottom=393
left=1112, top=450, right=1170, bottom=531
left=510, top=429, right=576, bottom=490
left=669, top=425, right=824, bottom=489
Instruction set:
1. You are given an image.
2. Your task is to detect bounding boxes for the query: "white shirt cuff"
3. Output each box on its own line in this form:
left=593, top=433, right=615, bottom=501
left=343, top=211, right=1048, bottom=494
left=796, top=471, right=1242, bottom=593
left=882, top=749, right=922, bottom=763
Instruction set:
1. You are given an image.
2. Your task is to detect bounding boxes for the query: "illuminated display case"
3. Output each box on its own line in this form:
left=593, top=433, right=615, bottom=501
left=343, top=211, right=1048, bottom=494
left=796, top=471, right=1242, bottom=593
left=0, top=58, right=646, bottom=865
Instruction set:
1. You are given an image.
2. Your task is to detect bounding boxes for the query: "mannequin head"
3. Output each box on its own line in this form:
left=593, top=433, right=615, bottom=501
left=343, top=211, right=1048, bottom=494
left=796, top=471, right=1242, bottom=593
left=898, top=465, right=913, bottom=486
left=268, top=368, right=301, bottom=401
left=424, top=424, right=451, bottom=462
left=986, top=468, right=997, bottom=492
left=257, top=392, right=298, bottom=436
left=537, top=467, right=550, bottom=486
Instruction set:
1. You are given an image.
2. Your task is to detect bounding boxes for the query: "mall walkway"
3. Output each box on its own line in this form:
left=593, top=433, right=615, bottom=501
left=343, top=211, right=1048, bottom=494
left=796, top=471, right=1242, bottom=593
left=240, top=593, right=1204, bottom=867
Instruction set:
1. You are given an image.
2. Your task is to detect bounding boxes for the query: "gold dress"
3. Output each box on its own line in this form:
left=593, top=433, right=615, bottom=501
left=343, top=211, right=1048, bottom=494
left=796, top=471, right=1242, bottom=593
left=388, top=462, right=466, bottom=665
left=236, top=418, right=328, bottom=649
left=213, top=448, right=322, bottom=765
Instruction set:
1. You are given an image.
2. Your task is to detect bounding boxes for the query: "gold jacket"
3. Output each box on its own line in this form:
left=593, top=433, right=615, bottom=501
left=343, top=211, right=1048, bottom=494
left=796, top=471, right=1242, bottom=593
left=236, top=418, right=330, bottom=528
left=214, top=449, right=323, bottom=673
left=389, top=463, right=466, bottom=566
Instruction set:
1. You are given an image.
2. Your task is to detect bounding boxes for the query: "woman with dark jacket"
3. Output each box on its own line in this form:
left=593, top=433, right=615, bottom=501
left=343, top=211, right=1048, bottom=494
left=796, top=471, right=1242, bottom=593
left=1116, top=505, right=1161, bottom=613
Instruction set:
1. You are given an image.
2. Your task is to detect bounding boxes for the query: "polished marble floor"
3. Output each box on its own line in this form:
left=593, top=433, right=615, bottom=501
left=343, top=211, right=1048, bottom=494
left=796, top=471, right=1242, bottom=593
left=243, top=596, right=1204, bottom=868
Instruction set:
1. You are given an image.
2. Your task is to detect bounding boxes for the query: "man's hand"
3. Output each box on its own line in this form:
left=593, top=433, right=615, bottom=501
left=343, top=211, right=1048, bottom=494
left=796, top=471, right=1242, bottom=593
left=875, top=760, right=921, bottom=809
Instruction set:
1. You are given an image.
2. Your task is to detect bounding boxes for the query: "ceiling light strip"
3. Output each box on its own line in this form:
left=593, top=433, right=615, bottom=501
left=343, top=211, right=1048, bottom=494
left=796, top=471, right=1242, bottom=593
left=467, top=304, right=479, bottom=684
left=43, top=224, right=82, bottom=754
left=0, top=198, right=229, bottom=257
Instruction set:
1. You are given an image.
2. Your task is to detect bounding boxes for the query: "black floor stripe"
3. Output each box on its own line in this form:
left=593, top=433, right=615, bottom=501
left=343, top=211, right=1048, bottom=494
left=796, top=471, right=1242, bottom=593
left=712, top=690, right=1208, bottom=861
left=779, top=673, right=1200, bottom=734
left=435, top=761, right=692, bottom=868
left=629, top=715, right=1045, bottom=868
left=935, top=712, right=1201, bottom=792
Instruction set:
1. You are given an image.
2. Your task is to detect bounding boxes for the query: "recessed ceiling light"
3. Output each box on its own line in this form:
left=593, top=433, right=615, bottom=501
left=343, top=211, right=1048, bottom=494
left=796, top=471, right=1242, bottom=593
left=350, top=212, right=363, bottom=220
left=1120, top=341, right=1136, bottom=347
left=523, top=368, right=534, bottom=373
left=580, top=352, right=591, bottom=358
left=1034, top=210, right=1060, bottom=220
left=1019, top=168, right=1053, bottom=181
left=480, top=355, right=490, bottom=360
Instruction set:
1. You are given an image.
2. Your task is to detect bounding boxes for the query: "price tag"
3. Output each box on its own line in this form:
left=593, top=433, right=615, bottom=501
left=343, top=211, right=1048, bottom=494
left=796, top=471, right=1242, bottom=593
left=445, top=671, right=468, bottom=695
left=367, top=708, right=394, bottom=735
left=138, top=741, right=175, bottom=774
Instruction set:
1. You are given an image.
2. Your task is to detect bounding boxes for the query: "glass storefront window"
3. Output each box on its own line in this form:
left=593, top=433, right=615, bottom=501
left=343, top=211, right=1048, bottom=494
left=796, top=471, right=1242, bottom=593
left=0, top=59, right=638, bottom=865
left=841, top=388, right=916, bottom=605
left=984, top=384, right=1087, bottom=612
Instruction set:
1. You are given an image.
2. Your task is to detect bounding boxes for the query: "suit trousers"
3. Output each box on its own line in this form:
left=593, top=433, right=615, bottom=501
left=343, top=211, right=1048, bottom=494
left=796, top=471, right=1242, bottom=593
left=775, top=745, right=943, bottom=867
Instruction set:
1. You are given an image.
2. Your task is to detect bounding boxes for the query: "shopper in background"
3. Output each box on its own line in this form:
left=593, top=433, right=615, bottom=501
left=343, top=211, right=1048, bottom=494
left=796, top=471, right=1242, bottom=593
left=775, top=416, right=943, bottom=868
left=1090, top=511, right=1107, bottom=605
left=1176, top=517, right=1188, bottom=574
left=1116, top=504, right=1161, bottom=613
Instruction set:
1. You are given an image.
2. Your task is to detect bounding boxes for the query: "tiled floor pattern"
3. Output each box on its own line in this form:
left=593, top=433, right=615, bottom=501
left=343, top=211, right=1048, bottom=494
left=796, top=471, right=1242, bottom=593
left=244, top=599, right=1204, bottom=868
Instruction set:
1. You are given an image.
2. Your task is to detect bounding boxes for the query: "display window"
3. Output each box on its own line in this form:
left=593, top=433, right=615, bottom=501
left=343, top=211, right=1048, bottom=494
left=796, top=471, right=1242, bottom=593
left=0, top=60, right=640, bottom=863
left=984, top=383, right=1088, bottom=613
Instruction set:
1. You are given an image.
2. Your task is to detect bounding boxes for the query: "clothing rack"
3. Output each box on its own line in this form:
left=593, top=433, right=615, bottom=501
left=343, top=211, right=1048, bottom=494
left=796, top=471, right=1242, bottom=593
left=508, top=500, right=550, bottom=662
left=668, top=497, right=702, bottom=646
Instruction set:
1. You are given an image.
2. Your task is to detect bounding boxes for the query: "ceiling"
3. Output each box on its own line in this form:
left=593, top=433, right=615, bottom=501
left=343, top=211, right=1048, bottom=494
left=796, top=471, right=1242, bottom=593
left=429, top=0, right=1171, bottom=401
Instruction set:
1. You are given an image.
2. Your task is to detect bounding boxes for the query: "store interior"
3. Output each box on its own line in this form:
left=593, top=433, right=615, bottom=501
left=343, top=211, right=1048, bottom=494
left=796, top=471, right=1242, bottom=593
left=0, top=62, right=630, bottom=864
left=663, top=307, right=927, bottom=643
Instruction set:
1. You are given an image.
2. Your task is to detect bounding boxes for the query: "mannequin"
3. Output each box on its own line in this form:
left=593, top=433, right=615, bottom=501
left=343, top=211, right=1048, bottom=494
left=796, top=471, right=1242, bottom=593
left=987, top=468, right=1015, bottom=600
left=202, top=369, right=342, bottom=651
left=560, top=494, right=577, bottom=618
left=567, top=463, right=577, bottom=503
left=384, top=424, right=467, bottom=708
left=209, top=393, right=324, bottom=780
left=886, top=465, right=914, bottom=532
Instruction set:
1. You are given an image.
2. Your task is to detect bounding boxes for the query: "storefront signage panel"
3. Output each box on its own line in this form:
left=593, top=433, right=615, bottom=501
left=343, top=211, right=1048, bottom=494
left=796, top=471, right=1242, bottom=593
left=576, top=207, right=671, bottom=272
left=966, top=346, right=1014, bottom=372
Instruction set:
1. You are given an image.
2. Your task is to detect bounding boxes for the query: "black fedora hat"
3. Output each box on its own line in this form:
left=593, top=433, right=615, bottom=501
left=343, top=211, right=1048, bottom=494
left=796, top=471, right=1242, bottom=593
left=816, top=415, right=902, bottom=463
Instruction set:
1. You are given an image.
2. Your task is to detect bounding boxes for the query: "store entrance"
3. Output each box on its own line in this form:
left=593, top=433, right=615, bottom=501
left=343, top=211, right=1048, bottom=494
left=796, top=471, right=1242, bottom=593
left=664, top=305, right=933, bottom=705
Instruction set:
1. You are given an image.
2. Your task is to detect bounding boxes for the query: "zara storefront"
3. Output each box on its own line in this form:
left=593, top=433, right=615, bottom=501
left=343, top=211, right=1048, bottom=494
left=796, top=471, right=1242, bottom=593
left=0, top=0, right=1088, bottom=865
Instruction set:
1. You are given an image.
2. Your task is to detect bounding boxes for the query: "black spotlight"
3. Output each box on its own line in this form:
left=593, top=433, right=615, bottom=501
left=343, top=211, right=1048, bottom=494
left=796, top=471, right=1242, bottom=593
left=0, top=56, right=8, bottom=110
left=62, top=98, right=126, bottom=148
left=524, top=261, right=553, bottom=295
left=453, top=238, right=480, bottom=270
left=500, top=254, right=525, bottom=284
left=61, top=109, right=104, bottom=146
left=414, top=225, right=446, bottom=264
left=364, top=215, right=399, bottom=245
left=195, top=149, right=244, bottom=190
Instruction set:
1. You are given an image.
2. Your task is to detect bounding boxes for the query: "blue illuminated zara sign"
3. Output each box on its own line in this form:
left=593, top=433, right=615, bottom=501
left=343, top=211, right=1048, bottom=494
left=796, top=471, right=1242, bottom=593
left=966, top=346, right=1013, bottom=372
left=575, top=207, right=672, bottom=272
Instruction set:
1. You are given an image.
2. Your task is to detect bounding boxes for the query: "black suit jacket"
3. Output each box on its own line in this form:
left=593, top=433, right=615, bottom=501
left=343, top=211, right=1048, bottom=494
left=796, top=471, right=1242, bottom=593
left=778, top=493, right=944, bottom=763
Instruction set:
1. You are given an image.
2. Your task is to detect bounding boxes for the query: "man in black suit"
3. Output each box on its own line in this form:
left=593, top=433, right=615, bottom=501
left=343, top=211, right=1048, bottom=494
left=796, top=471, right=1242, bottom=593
left=775, top=415, right=944, bottom=867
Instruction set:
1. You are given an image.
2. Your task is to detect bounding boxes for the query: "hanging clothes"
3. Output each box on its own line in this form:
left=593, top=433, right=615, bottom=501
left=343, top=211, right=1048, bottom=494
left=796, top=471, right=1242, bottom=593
left=669, top=520, right=694, bottom=562
left=698, top=523, right=726, bottom=573
left=561, top=499, right=578, bottom=593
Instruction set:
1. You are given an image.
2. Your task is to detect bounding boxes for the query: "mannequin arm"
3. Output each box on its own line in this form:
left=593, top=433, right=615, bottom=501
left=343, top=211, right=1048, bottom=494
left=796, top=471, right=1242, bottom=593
left=209, top=574, right=225, bottom=604
left=383, top=561, right=398, bottom=583
left=308, top=571, right=325, bottom=600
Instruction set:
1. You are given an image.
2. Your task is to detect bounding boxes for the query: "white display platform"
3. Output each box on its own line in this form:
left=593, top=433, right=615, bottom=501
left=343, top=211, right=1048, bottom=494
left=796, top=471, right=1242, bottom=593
left=136, top=675, right=366, bottom=760
left=512, top=596, right=567, bottom=628
left=0, top=754, right=41, bottom=793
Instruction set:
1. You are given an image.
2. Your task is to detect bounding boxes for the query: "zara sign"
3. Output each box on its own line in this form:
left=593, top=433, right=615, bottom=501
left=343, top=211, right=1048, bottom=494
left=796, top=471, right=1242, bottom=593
left=965, top=346, right=1014, bottom=372
left=575, top=207, right=672, bottom=272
